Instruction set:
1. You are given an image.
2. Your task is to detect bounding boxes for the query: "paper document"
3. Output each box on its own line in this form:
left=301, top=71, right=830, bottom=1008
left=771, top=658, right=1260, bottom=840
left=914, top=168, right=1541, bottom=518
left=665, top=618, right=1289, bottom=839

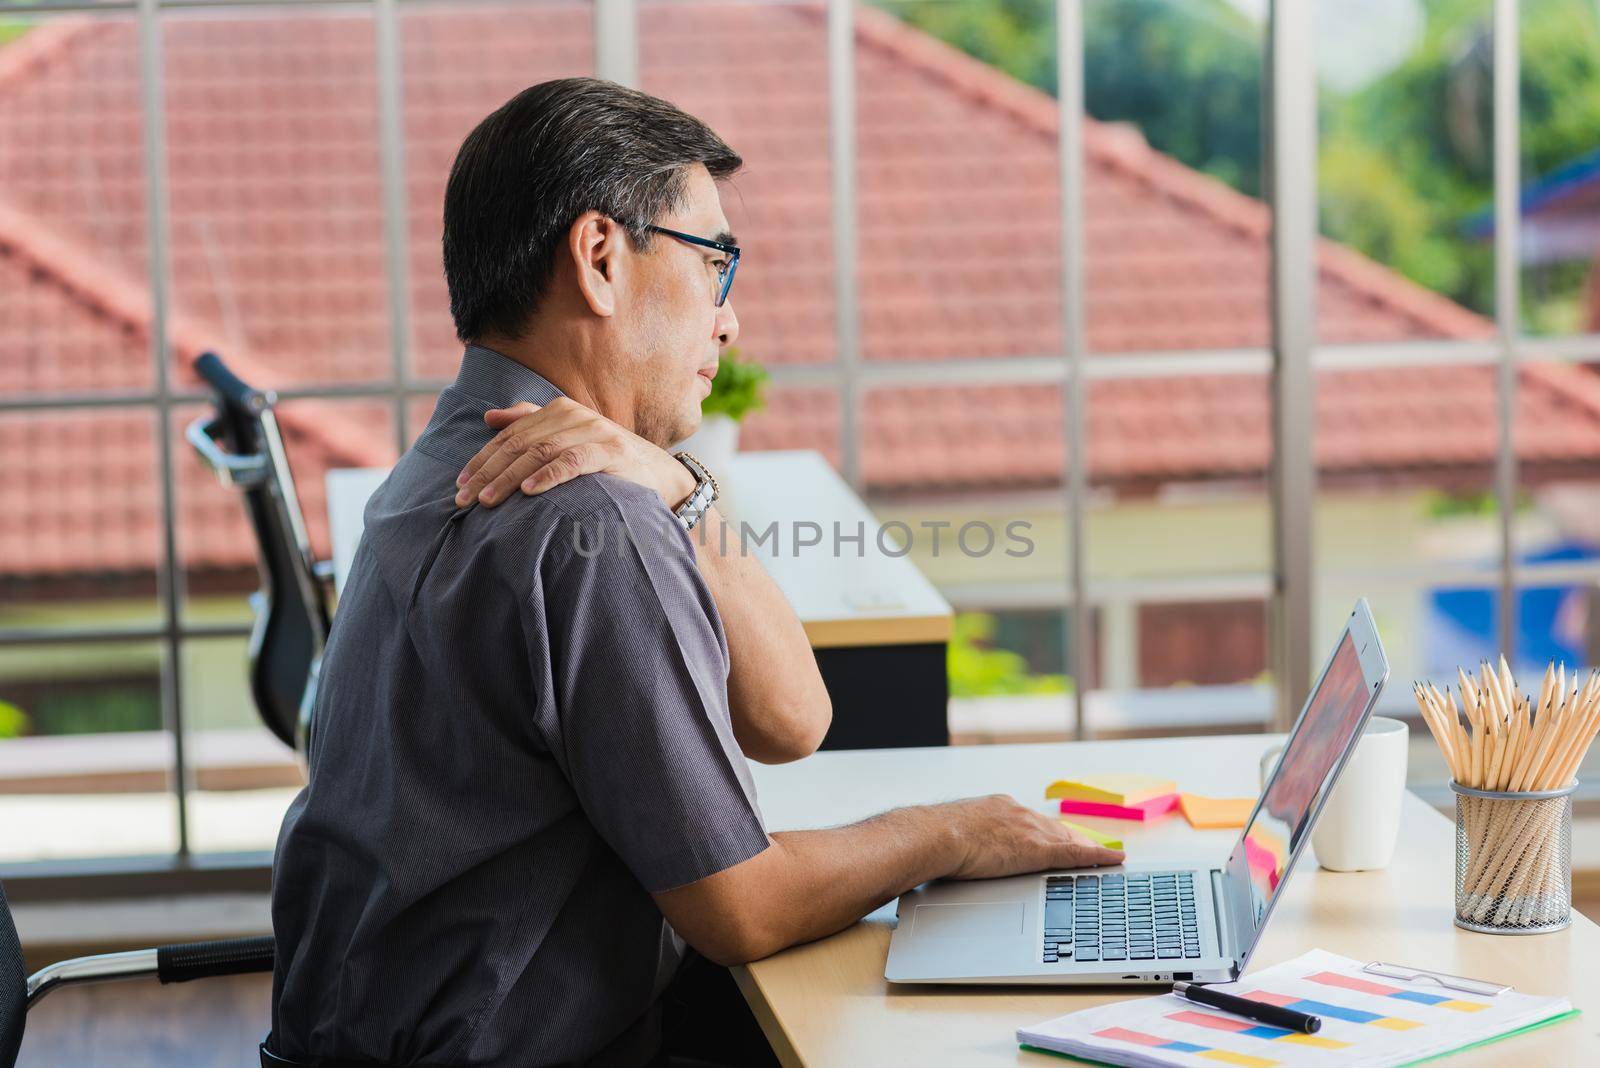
left=1018, top=948, right=1575, bottom=1067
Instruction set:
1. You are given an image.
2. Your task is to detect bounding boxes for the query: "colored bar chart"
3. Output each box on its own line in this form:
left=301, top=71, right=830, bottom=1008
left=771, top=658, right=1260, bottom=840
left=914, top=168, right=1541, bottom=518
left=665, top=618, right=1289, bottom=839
left=1093, top=1026, right=1278, bottom=1067
left=1019, top=949, right=1576, bottom=1068
left=1303, top=970, right=1490, bottom=1013
left=1166, top=1009, right=1350, bottom=1049
left=1241, top=990, right=1421, bottom=1030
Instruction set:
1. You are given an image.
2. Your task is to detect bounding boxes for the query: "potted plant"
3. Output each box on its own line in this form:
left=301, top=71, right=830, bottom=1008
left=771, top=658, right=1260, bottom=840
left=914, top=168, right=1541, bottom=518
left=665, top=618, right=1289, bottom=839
left=675, top=347, right=767, bottom=476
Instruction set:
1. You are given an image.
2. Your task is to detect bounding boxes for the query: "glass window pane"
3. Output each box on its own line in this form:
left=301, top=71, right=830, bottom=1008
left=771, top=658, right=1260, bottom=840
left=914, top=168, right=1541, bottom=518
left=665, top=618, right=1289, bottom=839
left=1084, top=0, right=1268, bottom=353
left=0, top=640, right=178, bottom=863
left=877, top=1, right=1269, bottom=357
left=0, top=409, right=161, bottom=629
left=1317, top=0, right=1497, bottom=342
left=947, top=609, right=1086, bottom=745
left=1513, top=358, right=1600, bottom=671
left=163, top=8, right=393, bottom=389
left=1085, top=373, right=1271, bottom=732
left=858, top=2, right=1060, bottom=362
left=403, top=0, right=594, bottom=379
left=640, top=0, right=834, bottom=367
left=178, top=399, right=398, bottom=625
left=1137, top=600, right=1267, bottom=689
left=727, top=383, right=840, bottom=467
left=1518, top=0, right=1600, bottom=337
left=1318, top=361, right=1502, bottom=761
left=0, top=13, right=151, bottom=397
left=184, top=634, right=300, bottom=855
left=862, top=382, right=1073, bottom=738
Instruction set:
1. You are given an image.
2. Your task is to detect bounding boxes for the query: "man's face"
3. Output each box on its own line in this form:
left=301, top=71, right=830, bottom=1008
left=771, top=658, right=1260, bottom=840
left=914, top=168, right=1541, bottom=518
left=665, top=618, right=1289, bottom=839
left=616, top=164, right=740, bottom=447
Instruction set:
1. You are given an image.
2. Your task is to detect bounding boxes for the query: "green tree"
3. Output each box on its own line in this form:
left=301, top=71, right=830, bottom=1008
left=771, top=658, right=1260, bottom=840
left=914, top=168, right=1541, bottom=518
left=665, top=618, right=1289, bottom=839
left=881, top=0, right=1263, bottom=193
left=885, top=0, right=1600, bottom=326
left=948, top=613, right=1070, bottom=697
left=1321, top=0, right=1600, bottom=323
left=1081, top=0, right=1262, bottom=195
left=0, top=699, right=26, bottom=739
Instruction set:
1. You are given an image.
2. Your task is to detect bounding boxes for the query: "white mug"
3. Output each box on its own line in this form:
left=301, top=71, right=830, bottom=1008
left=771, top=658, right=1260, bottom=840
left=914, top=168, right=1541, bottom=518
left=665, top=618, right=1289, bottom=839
left=1259, top=716, right=1410, bottom=872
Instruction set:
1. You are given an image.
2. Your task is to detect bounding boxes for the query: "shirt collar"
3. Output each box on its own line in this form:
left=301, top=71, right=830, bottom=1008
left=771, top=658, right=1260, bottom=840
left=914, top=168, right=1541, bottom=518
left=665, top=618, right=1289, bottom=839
left=454, top=344, right=567, bottom=408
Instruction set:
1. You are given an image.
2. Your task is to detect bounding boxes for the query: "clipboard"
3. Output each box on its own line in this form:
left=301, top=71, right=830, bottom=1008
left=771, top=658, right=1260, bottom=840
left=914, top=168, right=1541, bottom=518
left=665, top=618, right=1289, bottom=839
left=1363, top=960, right=1512, bottom=997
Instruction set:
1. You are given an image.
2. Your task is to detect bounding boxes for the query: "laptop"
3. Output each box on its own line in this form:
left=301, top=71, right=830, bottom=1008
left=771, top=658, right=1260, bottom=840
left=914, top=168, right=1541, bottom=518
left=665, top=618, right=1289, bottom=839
left=885, top=598, right=1390, bottom=985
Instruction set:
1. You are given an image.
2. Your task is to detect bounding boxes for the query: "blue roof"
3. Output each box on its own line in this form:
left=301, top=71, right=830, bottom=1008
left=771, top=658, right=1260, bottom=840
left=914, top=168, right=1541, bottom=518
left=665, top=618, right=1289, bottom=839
left=1462, top=145, right=1600, bottom=238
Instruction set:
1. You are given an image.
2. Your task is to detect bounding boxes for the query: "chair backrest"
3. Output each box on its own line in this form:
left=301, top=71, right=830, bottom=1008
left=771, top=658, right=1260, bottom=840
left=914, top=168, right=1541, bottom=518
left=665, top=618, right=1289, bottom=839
left=189, top=353, right=330, bottom=753
left=0, top=881, right=26, bottom=1068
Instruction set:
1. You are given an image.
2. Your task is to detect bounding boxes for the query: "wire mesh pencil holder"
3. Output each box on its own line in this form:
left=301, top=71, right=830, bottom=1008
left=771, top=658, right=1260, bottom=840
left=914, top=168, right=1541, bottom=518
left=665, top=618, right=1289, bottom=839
left=1451, top=780, right=1575, bottom=935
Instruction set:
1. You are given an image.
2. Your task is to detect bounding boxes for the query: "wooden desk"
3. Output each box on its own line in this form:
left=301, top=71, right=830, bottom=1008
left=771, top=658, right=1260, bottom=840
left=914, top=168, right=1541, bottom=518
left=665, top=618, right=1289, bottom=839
left=739, top=736, right=1600, bottom=1065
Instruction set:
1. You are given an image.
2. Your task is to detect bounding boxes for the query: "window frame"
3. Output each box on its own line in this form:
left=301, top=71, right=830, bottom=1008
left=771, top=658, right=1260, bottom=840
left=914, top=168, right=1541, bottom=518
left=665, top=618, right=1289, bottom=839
left=3, top=0, right=1596, bottom=883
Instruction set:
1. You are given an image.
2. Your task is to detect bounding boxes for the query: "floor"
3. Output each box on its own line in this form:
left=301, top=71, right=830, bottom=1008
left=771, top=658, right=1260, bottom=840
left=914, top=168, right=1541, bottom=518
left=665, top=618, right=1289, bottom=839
left=18, top=972, right=271, bottom=1068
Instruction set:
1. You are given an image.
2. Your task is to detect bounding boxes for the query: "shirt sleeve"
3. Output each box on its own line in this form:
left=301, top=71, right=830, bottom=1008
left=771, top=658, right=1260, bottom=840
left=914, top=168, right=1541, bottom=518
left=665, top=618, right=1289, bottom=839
left=530, top=479, right=770, bottom=893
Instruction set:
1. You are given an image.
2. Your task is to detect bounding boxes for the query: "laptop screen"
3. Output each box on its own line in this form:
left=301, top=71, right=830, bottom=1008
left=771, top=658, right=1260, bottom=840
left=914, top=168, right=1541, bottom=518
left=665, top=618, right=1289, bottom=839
left=1227, top=630, right=1377, bottom=947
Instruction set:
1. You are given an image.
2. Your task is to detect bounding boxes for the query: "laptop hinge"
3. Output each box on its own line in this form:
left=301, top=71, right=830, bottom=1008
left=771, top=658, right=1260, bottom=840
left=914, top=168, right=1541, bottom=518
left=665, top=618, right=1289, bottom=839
left=1210, top=868, right=1240, bottom=975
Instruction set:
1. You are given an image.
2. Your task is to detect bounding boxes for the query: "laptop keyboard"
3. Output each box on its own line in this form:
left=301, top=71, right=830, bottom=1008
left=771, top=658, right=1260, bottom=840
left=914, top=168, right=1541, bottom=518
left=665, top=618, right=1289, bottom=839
left=1042, top=872, right=1201, bottom=963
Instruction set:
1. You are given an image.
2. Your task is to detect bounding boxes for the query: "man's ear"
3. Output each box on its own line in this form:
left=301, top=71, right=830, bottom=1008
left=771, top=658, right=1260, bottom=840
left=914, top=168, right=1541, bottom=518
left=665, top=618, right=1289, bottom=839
left=567, top=210, right=627, bottom=318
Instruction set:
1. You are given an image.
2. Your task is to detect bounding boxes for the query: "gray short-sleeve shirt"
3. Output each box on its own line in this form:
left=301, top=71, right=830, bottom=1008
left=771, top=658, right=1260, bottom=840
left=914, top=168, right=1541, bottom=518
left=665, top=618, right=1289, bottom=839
left=269, top=345, right=770, bottom=1067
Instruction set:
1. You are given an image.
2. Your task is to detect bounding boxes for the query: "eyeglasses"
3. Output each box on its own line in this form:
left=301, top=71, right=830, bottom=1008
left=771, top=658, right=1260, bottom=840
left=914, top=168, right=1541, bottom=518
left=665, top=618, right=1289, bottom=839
left=646, top=224, right=740, bottom=307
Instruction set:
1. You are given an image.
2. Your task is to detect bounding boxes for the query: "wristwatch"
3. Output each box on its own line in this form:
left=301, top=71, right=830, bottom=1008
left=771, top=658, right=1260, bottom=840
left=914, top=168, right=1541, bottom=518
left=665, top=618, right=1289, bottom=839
left=671, top=451, right=719, bottom=531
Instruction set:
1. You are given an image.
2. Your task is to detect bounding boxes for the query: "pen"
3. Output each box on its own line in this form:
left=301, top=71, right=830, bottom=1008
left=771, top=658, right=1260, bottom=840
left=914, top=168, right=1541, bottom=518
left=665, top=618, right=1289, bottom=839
left=1172, top=981, right=1322, bottom=1034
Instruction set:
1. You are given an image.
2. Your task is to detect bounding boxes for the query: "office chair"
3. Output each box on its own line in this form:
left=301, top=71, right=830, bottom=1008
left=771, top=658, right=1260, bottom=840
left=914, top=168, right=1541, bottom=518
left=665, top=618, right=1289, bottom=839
left=0, top=877, right=274, bottom=1068
left=187, top=352, right=332, bottom=755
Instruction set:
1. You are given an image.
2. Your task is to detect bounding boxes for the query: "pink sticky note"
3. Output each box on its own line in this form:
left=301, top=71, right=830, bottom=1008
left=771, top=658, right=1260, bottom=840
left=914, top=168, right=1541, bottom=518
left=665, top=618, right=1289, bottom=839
left=1057, top=793, right=1181, bottom=821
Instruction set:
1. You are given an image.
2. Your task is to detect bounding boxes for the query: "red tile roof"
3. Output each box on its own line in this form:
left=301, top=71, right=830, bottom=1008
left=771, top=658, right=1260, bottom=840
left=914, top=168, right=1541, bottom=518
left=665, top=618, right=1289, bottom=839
left=0, top=4, right=1596, bottom=580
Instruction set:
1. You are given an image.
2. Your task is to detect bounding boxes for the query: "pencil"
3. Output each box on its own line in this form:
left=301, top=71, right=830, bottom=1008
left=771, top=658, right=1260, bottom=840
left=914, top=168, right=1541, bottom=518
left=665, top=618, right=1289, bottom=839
left=1419, top=659, right=1600, bottom=925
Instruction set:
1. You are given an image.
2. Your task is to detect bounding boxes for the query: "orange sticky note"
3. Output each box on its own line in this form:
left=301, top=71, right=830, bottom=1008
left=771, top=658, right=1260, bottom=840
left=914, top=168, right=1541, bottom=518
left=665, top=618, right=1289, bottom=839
left=1179, top=793, right=1256, bottom=829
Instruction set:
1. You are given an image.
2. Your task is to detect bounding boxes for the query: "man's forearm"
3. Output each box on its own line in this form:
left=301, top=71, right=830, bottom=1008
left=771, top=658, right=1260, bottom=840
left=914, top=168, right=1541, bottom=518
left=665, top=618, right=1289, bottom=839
left=654, top=795, right=1124, bottom=967
left=688, top=505, right=832, bottom=763
left=658, top=804, right=961, bottom=966
left=754, top=808, right=959, bottom=952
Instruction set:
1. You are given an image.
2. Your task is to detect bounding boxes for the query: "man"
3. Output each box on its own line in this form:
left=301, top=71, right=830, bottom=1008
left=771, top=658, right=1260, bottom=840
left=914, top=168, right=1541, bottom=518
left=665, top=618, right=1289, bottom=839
left=267, top=77, right=1121, bottom=1068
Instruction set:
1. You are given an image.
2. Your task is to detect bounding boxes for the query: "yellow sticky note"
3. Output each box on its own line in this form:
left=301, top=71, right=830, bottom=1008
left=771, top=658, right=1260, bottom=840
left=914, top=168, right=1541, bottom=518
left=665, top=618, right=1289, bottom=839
left=1045, top=773, right=1178, bottom=807
left=1179, top=793, right=1256, bottom=830
left=1058, top=818, right=1124, bottom=851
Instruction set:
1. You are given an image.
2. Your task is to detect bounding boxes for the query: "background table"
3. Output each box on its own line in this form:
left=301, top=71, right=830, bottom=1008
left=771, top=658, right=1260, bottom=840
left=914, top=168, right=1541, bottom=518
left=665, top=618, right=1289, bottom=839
left=739, top=736, right=1600, bottom=1065
left=720, top=451, right=951, bottom=749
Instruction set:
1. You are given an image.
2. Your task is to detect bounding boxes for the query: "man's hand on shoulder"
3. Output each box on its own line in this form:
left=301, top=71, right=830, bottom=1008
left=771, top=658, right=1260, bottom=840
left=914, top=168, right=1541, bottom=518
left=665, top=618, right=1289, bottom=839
left=454, top=398, right=695, bottom=510
left=455, top=397, right=832, bottom=771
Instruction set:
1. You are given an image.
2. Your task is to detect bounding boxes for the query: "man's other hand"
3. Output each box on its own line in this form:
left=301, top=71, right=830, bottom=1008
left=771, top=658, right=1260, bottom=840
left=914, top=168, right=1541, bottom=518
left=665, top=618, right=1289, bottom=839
left=942, top=794, right=1124, bottom=880
left=454, top=399, right=695, bottom=509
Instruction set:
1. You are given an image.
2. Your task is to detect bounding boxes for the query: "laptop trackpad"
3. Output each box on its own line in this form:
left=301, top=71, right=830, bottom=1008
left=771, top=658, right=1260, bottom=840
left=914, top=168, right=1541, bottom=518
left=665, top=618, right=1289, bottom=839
left=911, top=901, right=1025, bottom=939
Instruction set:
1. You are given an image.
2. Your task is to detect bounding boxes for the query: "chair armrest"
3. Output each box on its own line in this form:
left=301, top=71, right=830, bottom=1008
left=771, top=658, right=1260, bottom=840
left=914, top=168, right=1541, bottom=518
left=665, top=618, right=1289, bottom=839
left=157, top=935, right=275, bottom=985
left=26, top=948, right=158, bottom=1008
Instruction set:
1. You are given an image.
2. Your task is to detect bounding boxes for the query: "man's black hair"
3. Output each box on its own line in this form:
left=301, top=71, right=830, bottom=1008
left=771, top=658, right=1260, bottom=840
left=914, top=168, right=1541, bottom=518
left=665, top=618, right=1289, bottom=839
left=443, top=77, right=742, bottom=343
